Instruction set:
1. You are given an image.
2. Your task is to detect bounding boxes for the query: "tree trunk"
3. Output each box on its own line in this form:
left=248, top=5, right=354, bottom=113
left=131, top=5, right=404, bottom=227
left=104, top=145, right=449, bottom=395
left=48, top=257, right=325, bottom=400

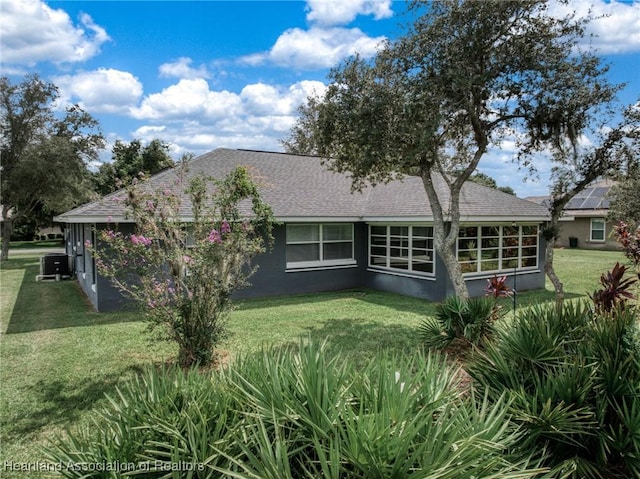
left=544, top=231, right=564, bottom=305
left=1, top=207, right=13, bottom=262
left=439, top=236, right=469, bottom=299
left=421, top=172, right=469, bottom=299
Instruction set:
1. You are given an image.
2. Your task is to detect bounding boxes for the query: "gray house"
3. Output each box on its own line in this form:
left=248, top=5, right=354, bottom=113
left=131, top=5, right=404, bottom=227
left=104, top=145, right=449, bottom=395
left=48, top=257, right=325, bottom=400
left=55, top=148, right=549, bottom=312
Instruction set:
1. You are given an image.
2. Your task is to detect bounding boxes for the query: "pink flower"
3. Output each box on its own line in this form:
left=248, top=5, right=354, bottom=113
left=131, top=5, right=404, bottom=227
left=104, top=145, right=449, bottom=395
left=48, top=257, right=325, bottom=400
left=183, top=255, right=194, bottom=265
left=106, top=216, right=113, bottom=223
left=131, top=234, right=152, bottom=246
left=221, top=220, right=231, bottom=235
left=145, top=200, right=155, bottom=211
left=208, top=229, right=222, bottom=244
left=106, top=230, right=117, bottom=239
left=84, top=240, right=92, bottom=248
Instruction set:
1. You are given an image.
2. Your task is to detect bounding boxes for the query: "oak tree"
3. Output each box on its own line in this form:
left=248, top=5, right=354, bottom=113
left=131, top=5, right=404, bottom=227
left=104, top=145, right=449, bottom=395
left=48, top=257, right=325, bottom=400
left=92, top=139, right=175, bottom=195
left=0, top=74, right=105, bottom=260
left=284, top=0, right=619, bottom=298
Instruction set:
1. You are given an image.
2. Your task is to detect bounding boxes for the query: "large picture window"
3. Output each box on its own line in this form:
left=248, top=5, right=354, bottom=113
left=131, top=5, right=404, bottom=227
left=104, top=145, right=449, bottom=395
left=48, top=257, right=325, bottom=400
left=286, top=224, right=354, bottom=268
left=458, top=224, right=539, bottom=274
left=590, top=218, right=605, bottom=242
left=369, top=225, right=434, bottom=275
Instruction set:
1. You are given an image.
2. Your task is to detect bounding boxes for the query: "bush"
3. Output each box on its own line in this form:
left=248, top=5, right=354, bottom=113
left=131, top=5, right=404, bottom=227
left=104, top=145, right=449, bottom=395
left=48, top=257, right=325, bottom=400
left=468, top=300, right=640, bottom=478
left=46, top=341, right=543, bottom=478
left=419, top=296, right=496, bottom=350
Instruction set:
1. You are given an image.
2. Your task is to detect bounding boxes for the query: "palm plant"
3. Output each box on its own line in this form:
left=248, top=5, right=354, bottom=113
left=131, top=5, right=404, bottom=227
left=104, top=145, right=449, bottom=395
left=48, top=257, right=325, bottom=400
left=468, top=300, right=640, bottom=478
left=419, top=295, right=496, bottom=350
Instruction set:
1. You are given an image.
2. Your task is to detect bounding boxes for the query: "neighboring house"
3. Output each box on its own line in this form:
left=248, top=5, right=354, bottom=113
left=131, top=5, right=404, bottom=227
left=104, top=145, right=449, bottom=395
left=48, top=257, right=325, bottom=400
left=526, top=179, right=619, bottom=251
left=55, top=148, right=550, bottom=312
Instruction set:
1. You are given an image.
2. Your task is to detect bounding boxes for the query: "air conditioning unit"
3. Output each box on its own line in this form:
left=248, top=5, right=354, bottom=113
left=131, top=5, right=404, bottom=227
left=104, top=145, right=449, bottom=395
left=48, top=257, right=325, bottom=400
left=37, top=253, right=72, bottom=281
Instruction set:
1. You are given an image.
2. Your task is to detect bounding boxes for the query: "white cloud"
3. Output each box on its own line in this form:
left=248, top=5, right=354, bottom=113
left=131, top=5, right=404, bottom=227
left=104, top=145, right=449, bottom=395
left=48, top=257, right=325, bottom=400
left=128, top=79, right=326, bottom=157
left=54, top=69, right=143, bottom=114
left=241, top=26, right=385, bottom=70
left=0, top=0, right=110, bottom=66
left=131, top=79, right=242, bottom=121
left=240, top=80, right=326, bottom=116
left=159, top=57, right=211, bottom=80
left=550, top=0, right=640, bottom=54
left=305, top=0, right=393, bottom=26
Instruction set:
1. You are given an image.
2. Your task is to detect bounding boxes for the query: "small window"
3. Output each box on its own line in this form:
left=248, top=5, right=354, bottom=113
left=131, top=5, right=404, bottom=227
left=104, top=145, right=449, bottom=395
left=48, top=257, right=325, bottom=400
left=286, top=224, right=354, bottom=269
left=590, top=219, right=606, bottom=242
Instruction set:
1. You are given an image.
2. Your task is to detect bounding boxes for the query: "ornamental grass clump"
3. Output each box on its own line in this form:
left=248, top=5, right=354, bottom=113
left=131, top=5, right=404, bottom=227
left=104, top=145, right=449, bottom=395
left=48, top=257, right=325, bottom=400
left=46, top=341, right=545, bottom=478
left=468, top=300, right=640, bottom=478
left=90, top=162, right=275, bottom=368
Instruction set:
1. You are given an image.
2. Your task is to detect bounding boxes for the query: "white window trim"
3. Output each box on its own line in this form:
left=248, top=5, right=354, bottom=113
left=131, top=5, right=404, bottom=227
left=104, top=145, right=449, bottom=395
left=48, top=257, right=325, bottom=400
left=590, top=218, right=606, bottom=243
left=457, top=224, right=539, bottom=275
left=368, top=224, right=436, bottom=277
left=286, top=223, right=355, bottom=270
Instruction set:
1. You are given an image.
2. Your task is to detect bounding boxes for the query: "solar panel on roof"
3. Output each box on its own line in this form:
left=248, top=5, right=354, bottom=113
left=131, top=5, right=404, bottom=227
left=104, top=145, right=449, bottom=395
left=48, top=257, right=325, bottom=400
left=566, top=198, right=585, bottom=209
left=582, top=197, right=602, bottom=209
left=592, top=187, right=609, bottom=198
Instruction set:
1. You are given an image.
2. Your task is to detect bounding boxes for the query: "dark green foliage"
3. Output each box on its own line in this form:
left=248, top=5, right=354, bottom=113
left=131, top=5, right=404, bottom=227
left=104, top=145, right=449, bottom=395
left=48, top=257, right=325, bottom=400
left=92, top=139, right=175, bottom=195
left=419, top=296, right=495, bottom=349
left=0, top=74, right=104, bottom=261
left=468, top=301, right=640, bottom=478
left=46, top=342, right=544, bottom=478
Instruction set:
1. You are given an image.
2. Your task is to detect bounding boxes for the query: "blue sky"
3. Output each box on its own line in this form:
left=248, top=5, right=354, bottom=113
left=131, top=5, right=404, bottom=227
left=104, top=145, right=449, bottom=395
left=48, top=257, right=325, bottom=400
left=2, top=0, right=639, bottom=197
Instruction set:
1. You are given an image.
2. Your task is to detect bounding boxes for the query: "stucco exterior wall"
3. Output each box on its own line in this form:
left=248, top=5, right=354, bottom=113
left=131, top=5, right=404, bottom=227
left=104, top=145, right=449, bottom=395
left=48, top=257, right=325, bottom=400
left=558, top=217, right=619, bottom=250
left=64, top=221, right=548, bottom=312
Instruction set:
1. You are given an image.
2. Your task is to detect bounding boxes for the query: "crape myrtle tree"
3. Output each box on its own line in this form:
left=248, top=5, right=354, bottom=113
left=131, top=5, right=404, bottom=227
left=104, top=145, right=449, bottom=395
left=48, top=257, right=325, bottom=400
left=91, top=161, right=275, bottom=368
left=92, top=138, right=175, bottom=195
left=0, top=74, right=104, bottom=260
left=543, top=101, right=639, bottom=302
left=283, top=0, right=619, bottom=298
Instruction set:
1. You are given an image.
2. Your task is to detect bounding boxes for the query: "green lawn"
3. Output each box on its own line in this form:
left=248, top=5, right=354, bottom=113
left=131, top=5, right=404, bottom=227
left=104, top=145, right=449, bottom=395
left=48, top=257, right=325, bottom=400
left=0, top=248, right=629, bottom=475
left=8, top=239, right=64, bottom=250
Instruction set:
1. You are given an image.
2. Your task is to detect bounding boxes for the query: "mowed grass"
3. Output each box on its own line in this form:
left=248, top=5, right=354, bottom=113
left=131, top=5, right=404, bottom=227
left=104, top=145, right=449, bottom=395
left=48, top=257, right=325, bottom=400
left=0, top=248, right=629, bottom=474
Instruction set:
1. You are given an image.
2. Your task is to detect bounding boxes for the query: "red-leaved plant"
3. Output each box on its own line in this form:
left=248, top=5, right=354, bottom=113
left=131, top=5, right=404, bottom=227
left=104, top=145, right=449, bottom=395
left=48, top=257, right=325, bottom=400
left=485, top=275, right=513, bottom=321
left=591, top=262, right=637, bottom=314
left=486, top=275, right=513, bottom=299
left=613, top=221, right=640, bottom=279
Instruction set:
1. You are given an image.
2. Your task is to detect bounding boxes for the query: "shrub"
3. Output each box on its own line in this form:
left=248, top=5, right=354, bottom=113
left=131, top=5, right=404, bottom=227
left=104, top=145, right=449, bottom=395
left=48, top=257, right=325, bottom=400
left=91, top=163, right=275, bottom=368
left=419, top=295, right=496, bottom=350
left=46, top=342, right=544, bottom=478
left=590, top=262, right=637, bottom=314
left=468, top=300, right=640, bottom=478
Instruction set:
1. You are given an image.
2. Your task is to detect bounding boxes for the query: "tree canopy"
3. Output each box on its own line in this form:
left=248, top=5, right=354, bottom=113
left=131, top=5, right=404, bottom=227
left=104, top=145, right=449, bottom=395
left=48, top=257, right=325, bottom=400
left=541, top=100, right=639, bottom=301
left=0, top=74, right=104, bottom=260
left=92, top=139, right=175, bottom=195
left=283, top=0, right=618, bottom=297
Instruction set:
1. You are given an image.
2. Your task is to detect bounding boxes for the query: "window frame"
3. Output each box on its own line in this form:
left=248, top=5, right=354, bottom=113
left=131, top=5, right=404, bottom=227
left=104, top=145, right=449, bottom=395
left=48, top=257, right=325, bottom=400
left=590, top=218, right=606, bottom=243
left=457, top=224, right=539, bottom=275
left=368, top=224, right=435, bottom=277
left=286, top=223, right=356, bottom=270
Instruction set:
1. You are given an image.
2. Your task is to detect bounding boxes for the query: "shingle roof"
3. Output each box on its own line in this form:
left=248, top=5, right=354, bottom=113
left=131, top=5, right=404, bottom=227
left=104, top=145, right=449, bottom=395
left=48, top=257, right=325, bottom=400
left=55, top=148, right=549, bottom=223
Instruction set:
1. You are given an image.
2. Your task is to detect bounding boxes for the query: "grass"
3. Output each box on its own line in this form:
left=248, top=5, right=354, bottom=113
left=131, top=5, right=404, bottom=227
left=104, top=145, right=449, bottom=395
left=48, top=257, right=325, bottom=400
left=8, top=239, right=64, bottom=250
left=0, top=248, right=630, bottom=475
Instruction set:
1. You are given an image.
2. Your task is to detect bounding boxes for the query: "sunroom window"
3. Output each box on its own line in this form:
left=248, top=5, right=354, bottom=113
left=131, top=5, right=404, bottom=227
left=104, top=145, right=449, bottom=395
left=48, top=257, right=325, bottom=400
left=369, top=225, right=434, bottom=275
left=458, top=224, right=539, bottom=274
left=286, top=224, right=354, bottom=268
